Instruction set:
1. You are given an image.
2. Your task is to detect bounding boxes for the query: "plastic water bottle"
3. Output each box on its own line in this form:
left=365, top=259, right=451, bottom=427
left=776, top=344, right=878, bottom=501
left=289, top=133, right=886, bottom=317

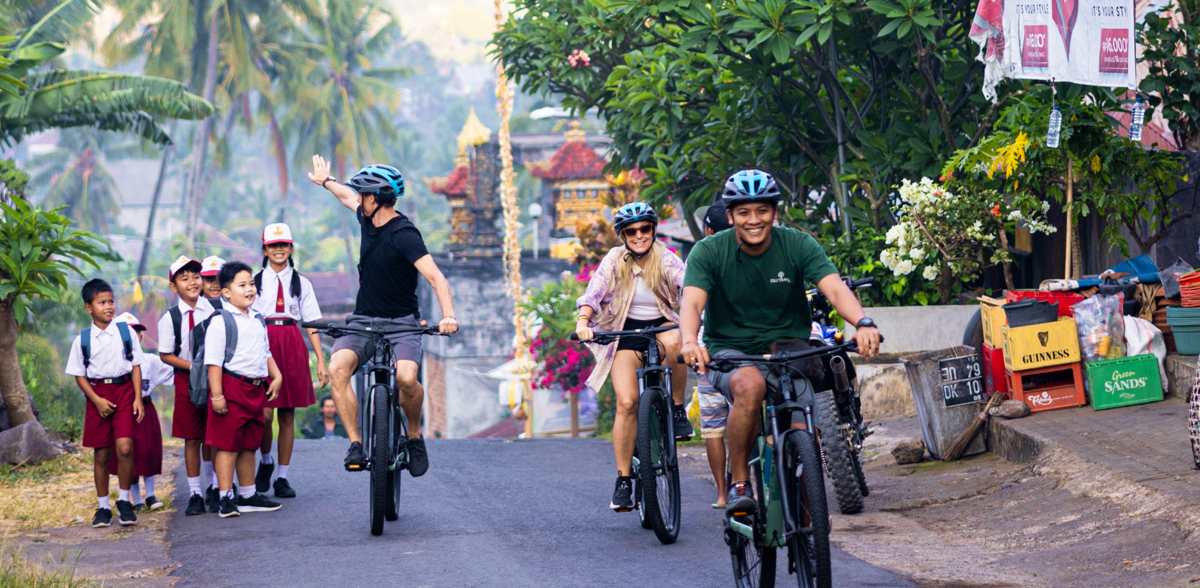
left=1047, top=107, right=1062, bottom=148
left=1129, top=97, right=1145, bottom=141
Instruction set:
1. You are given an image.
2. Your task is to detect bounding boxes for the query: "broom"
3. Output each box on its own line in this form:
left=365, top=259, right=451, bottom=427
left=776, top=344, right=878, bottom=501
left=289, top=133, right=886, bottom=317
left=942, top=392, right=1007, bottom=462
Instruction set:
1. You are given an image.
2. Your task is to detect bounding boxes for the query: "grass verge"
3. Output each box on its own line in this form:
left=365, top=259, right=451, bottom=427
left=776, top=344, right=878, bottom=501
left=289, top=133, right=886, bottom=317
left=0, top=545, right=95, bottom=587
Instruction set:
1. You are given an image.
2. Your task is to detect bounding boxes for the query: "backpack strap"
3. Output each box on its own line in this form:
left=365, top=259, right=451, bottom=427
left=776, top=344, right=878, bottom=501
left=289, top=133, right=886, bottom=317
left=253, top=271, right=263, bottom=295
left=80, top=327, right=92, bottom=370
left=357, top=222, right=405, bottom=281
left=221, top=310, right=238, bottom=367
left=209, top=297, right=223, bottom=310
left=169, top=306, right=183, bottom=356
left=115, top=321, right=134, bottom=362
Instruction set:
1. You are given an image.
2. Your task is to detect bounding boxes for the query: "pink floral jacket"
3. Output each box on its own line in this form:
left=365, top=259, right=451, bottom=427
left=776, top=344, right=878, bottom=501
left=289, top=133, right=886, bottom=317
left=576, top=244, right=686, bottom=391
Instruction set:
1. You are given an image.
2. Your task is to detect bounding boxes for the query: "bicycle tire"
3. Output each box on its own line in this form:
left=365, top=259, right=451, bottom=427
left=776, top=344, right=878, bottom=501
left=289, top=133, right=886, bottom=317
left=386, top=407, right=405, bottom=522
left=852, top=450, right=869, bottom=497
left=1190, top=383, right=1200, bottom=469
left=636, top=478, right=653, bottom=530
left=369, top=388, right=390, bottom=536
left=637, top=387, right=680, bottom=544
left=815, top=392, right=864, bottom=515
left=731, top=445, right=775, bottom=588
left=784, top=429, right=831, bottom=588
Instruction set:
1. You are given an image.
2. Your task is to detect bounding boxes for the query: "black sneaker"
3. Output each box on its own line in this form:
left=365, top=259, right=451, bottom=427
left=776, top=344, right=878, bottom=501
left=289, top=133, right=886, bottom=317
left=610, top=476, right=635, bottom=512
left=206, top=486, right=219, bottom=513
left=145, top=496, right=163, bottom=511
left=726, top=481, right=756, bottom=516
left=236, top=493, right=283, bottom=513
left=218, top=495, right=239, bottom=518
left=255, top=461, right=275, bottom=493
left=273, top=477, right=296, bottom=498
left=133, top=502, right=145, bottom=512
left=406, top=437, right=429, bottom=477
left=344, top=442, right=366, bottom=471
left=116, top=500, right=138, bottom=526
left=673, top=404, right=694, bottom=441
left=92, top=508, right=112, bottom=528
left=184, top=493, right=206, bottom=516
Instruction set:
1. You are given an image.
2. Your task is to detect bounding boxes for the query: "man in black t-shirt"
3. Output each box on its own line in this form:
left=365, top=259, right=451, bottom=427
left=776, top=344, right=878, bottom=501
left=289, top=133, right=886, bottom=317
left=307, top=156, right=458, bottom=476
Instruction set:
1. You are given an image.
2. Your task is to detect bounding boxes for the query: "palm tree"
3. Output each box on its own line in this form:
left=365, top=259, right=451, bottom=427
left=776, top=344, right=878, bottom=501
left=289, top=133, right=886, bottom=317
left=25, top=128, right=146, bottom=233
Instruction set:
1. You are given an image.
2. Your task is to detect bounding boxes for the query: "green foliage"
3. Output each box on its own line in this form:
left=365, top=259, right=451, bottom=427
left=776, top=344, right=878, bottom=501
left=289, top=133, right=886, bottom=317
left=1138, top=0, right=1200, bottom=150
left=594, top=379, right=615, bottom=438
left=818, top=226, right=939, bottom=307
left=0, top=544, right=95, bottom=588
left=16, top=334, right=83, bottom=440
left=519, top=272, right=595, bottom=393
left=0, top=158, right=29, bottom=199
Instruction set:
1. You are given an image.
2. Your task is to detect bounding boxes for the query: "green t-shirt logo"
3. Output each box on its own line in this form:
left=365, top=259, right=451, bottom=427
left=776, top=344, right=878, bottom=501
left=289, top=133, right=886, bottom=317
left=772, top=271, right=790, bottom=284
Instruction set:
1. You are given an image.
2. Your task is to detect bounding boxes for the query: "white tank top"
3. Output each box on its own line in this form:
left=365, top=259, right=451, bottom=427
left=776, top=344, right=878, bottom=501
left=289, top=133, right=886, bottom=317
left=627, top=275, right=663, bottom=321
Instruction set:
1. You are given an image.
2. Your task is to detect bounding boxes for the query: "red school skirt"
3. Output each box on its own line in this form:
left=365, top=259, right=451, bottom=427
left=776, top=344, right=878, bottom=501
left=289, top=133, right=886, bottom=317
left=82, top=380, right=136, bottom=449
left=206, top=372, right=267, bottom=452
left=172, top=371, right=207, bottom=440
left=266, top=323, right=315, bottom=409
left=108, top=397, right=163, bottom=478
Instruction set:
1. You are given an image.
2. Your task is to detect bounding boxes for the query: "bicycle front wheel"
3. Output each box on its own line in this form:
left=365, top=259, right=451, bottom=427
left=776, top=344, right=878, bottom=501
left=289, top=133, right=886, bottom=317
left=369, top=388, right=390, bottom=536
left=386, top=406, right=406, bottom=522
left=784, top=429, right=831, bottom=588
left=815, top=392, right=864, bottom=515
left=636, top=387, right=680, bottom=544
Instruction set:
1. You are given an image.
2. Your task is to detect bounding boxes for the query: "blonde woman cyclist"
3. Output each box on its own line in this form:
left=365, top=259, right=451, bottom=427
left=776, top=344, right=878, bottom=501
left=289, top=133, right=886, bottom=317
left=575, top=202, right=690, bottom=512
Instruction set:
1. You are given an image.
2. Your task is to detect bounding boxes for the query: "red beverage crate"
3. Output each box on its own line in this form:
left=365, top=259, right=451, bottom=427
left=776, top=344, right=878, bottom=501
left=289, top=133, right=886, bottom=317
left=1005, top=290, right=1085, bottom=318
left=1007, top=363, right=1086, bottom=412
left=982, top=344, right=1008, bottom=396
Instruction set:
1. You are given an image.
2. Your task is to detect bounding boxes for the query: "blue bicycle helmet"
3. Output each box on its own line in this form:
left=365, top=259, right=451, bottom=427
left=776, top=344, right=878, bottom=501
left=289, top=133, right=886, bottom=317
left=722, top=169, right=780, bottom=207
left=347, top=164, right=405, bottom=202
left=612, top=202, right=659, bottom=233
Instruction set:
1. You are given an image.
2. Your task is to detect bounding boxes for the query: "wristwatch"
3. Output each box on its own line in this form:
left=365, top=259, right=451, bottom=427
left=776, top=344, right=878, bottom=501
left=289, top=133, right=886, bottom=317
left=855, top=317, right=877, bottom=329
left=322, top=176, right=337, bottom=189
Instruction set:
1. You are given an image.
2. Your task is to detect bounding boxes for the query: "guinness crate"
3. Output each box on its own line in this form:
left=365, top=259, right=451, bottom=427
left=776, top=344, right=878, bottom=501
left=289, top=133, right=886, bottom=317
left=1001, top=317, right=1080, bottom=371
left=1084, top=354, right=1163, bottom=411
left=1007, top=362, right=1086, bottom=413
left=982, top=343, right=1008, bottom=396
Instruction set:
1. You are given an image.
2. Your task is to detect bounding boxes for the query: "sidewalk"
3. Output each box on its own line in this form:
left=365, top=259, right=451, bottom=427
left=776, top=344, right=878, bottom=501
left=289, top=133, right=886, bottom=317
left=987, top=354, right=1200, bottom=537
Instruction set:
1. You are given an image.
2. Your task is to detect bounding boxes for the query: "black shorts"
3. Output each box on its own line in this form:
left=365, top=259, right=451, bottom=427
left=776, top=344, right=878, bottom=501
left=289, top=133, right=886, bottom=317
left=615, top=316, right=670, bottom=353
left=331, top=314, right=423, bottom=369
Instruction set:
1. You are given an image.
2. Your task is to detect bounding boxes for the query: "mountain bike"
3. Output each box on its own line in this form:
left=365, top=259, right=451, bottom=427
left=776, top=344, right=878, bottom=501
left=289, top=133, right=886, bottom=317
left=807, top=276, right=874, bottom=515
left=571, top=323, right=681, bottom=544
left=700, top=339, right=865, bottom=588
left=302, top=320, right=448, bottom=536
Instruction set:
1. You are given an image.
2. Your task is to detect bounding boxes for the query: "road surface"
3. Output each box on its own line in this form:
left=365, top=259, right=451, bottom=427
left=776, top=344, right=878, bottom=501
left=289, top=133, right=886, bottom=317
left=166, top=438, right=919, bottom=587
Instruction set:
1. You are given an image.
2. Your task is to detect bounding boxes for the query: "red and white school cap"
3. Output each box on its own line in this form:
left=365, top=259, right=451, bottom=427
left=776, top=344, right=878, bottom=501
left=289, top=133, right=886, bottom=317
left=200, top=256, right=226, bottom=277
left=114, top=311, right=145, bottom=331
left=263, top=223, right=294, bottom=245
left=168, top=255, right=202, bottom=281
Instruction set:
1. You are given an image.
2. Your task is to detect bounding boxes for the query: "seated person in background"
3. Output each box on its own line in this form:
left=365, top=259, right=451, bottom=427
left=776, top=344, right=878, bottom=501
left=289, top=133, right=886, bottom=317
left=302, top=395, right=346, bottom=439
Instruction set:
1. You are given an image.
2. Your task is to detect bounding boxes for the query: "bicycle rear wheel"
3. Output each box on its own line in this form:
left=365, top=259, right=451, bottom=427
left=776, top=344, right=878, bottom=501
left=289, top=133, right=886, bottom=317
left=815, top=392, right=863, bottom=515
left=369, top=388, right=390, bottom=536
left=386, top=407, right=406, bottom=522
left=636, top=387, right=680, bottom=544
left=784, top=429, right=831, bottom=588
left=730, top=447, right=775, bottom=588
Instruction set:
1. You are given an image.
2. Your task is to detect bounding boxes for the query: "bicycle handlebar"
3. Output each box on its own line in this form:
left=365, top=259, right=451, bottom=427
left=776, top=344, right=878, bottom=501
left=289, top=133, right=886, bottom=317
left=569, top=323, right=678, bottom=344
left=301, top=321, right=449, bottom=337
left=676, top=338, right=878, bottom=373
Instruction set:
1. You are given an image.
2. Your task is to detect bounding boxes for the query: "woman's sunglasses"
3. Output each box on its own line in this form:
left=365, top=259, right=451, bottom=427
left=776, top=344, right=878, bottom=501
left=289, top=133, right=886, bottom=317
left=622, top=225, right=654, bottom=238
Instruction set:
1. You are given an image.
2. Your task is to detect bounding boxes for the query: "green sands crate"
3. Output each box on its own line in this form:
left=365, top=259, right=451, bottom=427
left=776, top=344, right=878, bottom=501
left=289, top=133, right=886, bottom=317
left=1084, top=354, right=1163, bottom=410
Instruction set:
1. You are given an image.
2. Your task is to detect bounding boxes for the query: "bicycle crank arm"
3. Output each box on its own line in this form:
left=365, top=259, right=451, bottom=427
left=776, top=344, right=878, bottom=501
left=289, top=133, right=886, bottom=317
left=728, top=517, right=755, bottom=541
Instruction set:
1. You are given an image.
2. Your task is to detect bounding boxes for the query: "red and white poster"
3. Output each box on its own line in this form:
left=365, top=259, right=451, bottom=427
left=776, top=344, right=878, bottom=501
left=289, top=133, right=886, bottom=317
left=970, top=0, right=1136, bottom=99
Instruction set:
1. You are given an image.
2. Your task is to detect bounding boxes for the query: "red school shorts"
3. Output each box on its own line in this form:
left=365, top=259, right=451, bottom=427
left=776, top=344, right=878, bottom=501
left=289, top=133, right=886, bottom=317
left=82, top=380, right=136, bottom=449
left=108, top=398, right=163, bottom=478
left=205, top=372, right=267, bottom=452
left=266, top=323, right=316, bottom=409
left=172, top=370, right=207, bottom=440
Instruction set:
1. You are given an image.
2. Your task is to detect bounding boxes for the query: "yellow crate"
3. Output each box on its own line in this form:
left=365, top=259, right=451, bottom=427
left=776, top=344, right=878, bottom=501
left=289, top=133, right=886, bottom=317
left=1002, top=317, right=1081, bottom=371
left=979, top=296, right=1007, bottom=347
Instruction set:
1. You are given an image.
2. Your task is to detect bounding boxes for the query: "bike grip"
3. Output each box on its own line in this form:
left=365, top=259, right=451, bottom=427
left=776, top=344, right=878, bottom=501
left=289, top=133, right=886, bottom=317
left=301, top=321, right=331, bottom=330
left=569, top=333, right=579, bottom=341
left=851, top=277, right=875, bottom=288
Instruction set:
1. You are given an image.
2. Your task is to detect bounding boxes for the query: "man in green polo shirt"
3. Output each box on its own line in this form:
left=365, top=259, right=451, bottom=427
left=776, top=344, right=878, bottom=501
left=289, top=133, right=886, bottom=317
left=679, top=169, right=882, bottom=514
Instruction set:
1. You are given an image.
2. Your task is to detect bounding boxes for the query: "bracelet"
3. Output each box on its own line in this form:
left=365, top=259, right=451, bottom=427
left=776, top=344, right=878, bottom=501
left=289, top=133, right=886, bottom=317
left=444, top=316, right=457, bottom=320
left=211, top=395, right=224, bottom=401
left=322, top=177, right=337, bottom=189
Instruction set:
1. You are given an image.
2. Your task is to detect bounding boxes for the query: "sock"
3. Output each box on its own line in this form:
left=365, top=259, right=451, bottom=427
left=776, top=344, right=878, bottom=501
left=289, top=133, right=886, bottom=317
left=187, top=476, right=202, bottom=496
left=223, top=489, right=235, bottom=500
left=98, top=495, right=111, bottom=510
left=261, top=453, right=274, bottom=466
left=201, top=460, right=215, bottom=488
left=118, top=488, right=131, bottom=503
left=278, top=464, right=289, bottom=480
left=239, top=485, right=256, bottom=500
left=130, top=482, right=144, bottom=505
left=211, top=471, right=219, bottom=488
left=144, top=476, right=156, bottom=498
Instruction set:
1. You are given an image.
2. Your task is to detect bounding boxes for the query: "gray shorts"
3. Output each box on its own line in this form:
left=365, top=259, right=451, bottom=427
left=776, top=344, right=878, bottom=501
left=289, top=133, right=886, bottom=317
left=331, top=314, right=423, bottom=369
left=706, top=348, right=816, bottom=415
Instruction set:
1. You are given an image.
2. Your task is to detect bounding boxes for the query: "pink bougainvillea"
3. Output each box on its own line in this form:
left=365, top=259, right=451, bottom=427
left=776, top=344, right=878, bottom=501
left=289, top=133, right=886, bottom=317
left=567, top=49, right=591, bottom=67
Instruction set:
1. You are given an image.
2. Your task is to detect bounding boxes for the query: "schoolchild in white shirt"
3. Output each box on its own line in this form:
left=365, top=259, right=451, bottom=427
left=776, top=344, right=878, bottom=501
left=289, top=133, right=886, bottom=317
left=65, top=280, right=145, bottom=528
left=251, top=223, right=329, bottom=498
left=156, top=256, right=218, bottom=515
left=200, top=255, right=226, bottom=308
left=108, top=312, right=171, bottom=511
left=204, top=261, right=284, bottom=517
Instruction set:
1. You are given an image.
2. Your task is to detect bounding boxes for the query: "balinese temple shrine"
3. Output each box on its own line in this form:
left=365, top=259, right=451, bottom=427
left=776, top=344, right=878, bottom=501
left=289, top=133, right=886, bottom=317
left=525, top=120, right=613, bottom=258
left=426, top=108, right=502, bottom=258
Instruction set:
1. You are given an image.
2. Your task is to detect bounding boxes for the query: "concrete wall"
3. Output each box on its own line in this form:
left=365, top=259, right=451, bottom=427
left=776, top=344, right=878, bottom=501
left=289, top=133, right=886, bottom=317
left=843, top=305, right=977, bottom=355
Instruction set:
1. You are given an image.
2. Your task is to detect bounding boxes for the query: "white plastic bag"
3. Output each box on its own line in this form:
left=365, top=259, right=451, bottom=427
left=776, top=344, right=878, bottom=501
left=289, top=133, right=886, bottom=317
left=1123, top=315, right=1168, bottom=390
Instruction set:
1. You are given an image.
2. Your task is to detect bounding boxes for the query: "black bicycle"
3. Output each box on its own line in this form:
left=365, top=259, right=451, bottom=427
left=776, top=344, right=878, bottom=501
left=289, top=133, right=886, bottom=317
left=698, top=340, right=865, bottom=588
left=571, top=323, right=682, bottom=544
left=302, top=320, right=448, bottom=536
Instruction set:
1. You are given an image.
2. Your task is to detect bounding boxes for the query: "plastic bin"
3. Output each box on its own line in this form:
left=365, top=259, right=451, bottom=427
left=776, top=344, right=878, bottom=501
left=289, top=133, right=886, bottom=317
left=900, top=346, right=988, bottom=460
left=1007, top=363, right=1086, bottom=413
left=1166, top=307, right=1200, bottom=354
left=1002, top=299, right=1058, bottom=328
left=1006, top=290, right=1085, bottom=317
left=1084, top=354, right=1163, bottom=410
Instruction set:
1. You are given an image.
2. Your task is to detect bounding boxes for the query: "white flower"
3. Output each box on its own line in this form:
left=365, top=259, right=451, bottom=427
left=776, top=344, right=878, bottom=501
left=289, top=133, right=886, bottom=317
left=1008, top=210, right=1023, bottom=221
left=1041, top=200, right=1051, bottom=212
left=922, top=265, right=939, bottom=281
left=909, top=248, right=925, bottom=262
left=885, top=224, right=904, bottom=245
left=893, top=259, right=916, bottom=276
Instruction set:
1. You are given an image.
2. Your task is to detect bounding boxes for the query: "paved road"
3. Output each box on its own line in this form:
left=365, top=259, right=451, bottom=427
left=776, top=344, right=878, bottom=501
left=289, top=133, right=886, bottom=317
left=166, top=439, right=918, bottom=587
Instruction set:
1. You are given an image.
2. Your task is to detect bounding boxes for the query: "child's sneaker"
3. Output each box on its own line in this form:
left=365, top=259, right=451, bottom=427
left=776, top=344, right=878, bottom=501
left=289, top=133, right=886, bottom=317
left=236, top=493, right=283, bottom=513
left=206, top=486, right=219, bottom=513
left=184, top=493, right=206, bottom=516
left=218, top=495, right=239, bottom=518
left=116, top=500, right=138, bottom=526
left=273, top=477, right=296, bottom=498
left=255, top=461, right=274, bottom=493
left=92, top=508, right=112, bottom=528
left=133, top=501, right=146, bottom=512
left=145, top=496, right=163, bottom=511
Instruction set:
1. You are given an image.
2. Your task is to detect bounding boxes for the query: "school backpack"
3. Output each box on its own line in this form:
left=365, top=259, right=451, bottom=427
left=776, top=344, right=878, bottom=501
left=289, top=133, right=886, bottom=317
left=187, top=309, right=266, bottom=408
left=81, top=322, right=134, bottom=370
left=168, top=301, right=227, bottom=357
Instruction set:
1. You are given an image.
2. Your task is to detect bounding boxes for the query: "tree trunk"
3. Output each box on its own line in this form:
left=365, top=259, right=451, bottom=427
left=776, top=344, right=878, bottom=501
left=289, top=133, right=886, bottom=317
left=184, top=10, right=220, bottom=243
left=0, top=298, right=34, bottom=427
left=137, top=123, right=176, bottom=284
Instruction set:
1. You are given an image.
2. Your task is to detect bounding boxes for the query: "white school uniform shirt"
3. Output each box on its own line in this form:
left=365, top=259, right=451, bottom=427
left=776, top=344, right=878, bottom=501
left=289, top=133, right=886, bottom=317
left=139, top=351, right=174, bottom=397
left=65, top=321, right=146, bottom=380
left=204, top=306, right=272, bottom=379
left=251, top=265, right=322, bottom=322
left=157, top=298, right=215, bottom=361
